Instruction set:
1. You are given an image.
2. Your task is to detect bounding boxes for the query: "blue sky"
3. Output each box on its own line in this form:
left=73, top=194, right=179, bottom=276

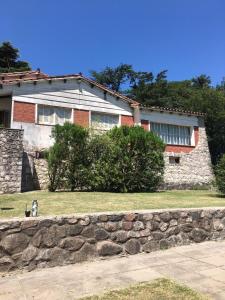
left=1, top=0, right=225, bottom=85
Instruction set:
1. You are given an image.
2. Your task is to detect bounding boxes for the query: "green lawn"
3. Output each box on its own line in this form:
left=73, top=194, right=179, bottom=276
left=0, top=189, right=224, bottom=219
left=80, top=278, right=208, bottom=300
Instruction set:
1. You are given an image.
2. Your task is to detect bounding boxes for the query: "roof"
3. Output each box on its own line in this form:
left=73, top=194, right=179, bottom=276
left=0, top=70, right=49, bottom=83
left=0, top=70, right=139, bottom=106
left=141, top=105, right=205, bottom=117
left=0, top=70, right=204, bottom=116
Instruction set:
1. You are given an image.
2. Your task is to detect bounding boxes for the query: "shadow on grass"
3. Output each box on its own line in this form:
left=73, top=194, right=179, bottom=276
left=206, top=193, right=225, bottom=199
left=50, top=190, right=166, bottom=194
left=0, top=207, right=14, bottom=210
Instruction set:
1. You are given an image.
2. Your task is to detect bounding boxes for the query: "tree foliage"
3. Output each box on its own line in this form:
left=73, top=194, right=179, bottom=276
left=215, top=154, right=225, bottom=194
left=47, top=123, right=89, bottom=192
left=47, top=124, right=165, bottom=192
left=0, top=41, right=31, bottom=73
left=91, top=65, right=225, bottom=164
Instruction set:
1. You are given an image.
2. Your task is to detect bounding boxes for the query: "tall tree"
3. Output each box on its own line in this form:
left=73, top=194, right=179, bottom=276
left=90, top=64, right=134, bottom=92
left=0, top=41, right=31, bottom=73
left=191, top=74, right=211, bottom=89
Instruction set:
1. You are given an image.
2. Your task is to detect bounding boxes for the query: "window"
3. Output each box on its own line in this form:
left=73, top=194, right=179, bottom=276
left=38, top=105, right=72, bottom=125
left=91, top=112, right=119, bottom=131
left=151, top=122, right=191, bottom=145
left=169, top=156, right=180, bottom=164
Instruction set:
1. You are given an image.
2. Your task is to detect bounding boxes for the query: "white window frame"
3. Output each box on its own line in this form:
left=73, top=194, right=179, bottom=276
left=37, top=104, right=72, bottom=126
left=151, top=122, right=194, bottom=146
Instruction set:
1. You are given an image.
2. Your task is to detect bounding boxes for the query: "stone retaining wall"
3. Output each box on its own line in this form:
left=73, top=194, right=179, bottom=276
left=0, top=208, right=225, bottom=272
left=0, top=129, right=23, bottom=194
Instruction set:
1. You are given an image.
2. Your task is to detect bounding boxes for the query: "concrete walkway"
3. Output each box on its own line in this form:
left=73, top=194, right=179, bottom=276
left=1, top=241, right=225, bottom=300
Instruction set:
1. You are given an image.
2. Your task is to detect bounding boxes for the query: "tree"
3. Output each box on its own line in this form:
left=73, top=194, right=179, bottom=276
left=0, top=41, right=31, bottom=73
left=191, top=74, right=211, bottom=89
left=215, top=154, right=225, bottom=194
left=90, top=64, right=134, bottom=92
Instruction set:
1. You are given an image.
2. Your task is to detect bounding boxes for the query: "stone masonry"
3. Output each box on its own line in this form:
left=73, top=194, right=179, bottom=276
left=164, top=119, right=214, bottom=189
left=1, top=208, right=225, bottom=272
left=0, top=129, right=23, bottom=194
left=22, top=154, right=48, bottom=192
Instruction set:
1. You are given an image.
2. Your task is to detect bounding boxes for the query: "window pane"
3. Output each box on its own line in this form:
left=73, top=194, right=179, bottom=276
left=43, top=107, right=54, bottom=124
left=151, top=122, right=191, bottom=146
left=38, top=106, right=71, bottom=125
left=91, top=113, right=119, bottom=130
left=38, top=105, right=54, bottom=124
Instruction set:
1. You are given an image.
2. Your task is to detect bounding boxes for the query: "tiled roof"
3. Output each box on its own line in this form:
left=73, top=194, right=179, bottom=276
left=0, top=70, right=49, bottom=83
left=0, top=70, right=204, bottom=115
left=0, top=71, right=139, bottom=106
left=141, top=105, right=205, bottom=116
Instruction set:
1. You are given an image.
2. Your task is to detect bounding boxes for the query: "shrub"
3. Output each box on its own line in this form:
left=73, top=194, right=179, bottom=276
left=105, top=126, right=165, bottom=192
left=47, top=123, right=89, bottom=192
left=47, top=143, right=66, bottom=192
left=65, top=123, right=89, bottom=191
left=215, top=154, right=225, bottom=194
left=87, top=134, right=117, bottom=191
left=47, top=124, right=165, bottom=192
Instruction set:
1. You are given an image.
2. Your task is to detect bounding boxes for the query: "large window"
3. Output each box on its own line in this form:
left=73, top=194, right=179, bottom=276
left=38, top=105, right=72, bottom=125
left=151, top=122, right=191, bottom=146
left=91, top=112, right=119, bottom=131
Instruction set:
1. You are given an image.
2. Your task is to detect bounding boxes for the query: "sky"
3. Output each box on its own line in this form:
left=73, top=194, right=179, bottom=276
left=1, top=0, right=225, bottom=85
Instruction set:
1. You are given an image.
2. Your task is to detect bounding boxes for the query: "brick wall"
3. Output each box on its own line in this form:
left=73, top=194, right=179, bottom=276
left=121, top=115, right=134, bottom=126
left=13, top=101, right=35, bottom=123
left=74, top=109, right=89, bottom=127
left=141, top=119, right=149, bottom=131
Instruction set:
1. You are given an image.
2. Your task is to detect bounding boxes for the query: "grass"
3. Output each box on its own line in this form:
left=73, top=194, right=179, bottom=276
left=0, top=189, right=224, bottom=219
left=79, top=278, right=208, bottom=300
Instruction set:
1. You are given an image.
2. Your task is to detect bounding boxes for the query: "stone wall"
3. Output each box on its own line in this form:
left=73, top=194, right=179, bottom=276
left=0, top=129, right=23, bottom=194
left=1, top=208, right=225, bottom=272
left=33, top=158, right=49, bottom=190
left=22, top=154, right=48, bottom=192
left=164, top=119, right=214, bottom=189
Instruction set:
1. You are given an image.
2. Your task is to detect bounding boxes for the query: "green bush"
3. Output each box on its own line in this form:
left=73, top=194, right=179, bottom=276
left=47, top=124, right=165, bottom=192
left=215, top=154, right=225, bottom=194
left=47, top=123, right=89, bottom=192
left=106, top=126, right=165, bottom=192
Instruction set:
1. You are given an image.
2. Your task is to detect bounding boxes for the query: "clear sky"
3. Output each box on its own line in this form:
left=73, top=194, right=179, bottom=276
left=1, top=0, right=225, bottom=85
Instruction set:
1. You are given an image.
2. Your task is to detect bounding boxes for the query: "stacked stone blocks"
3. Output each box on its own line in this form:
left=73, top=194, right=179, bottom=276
left=0, top=129, right=23, bottom=194
left=0, top=208, right=225, bottom=272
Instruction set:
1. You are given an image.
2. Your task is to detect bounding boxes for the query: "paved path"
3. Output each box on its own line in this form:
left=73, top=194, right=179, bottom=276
left=1, top=241, right=225, bottom=300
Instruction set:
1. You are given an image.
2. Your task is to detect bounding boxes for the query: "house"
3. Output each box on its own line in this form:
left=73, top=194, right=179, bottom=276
left=0, top=70, right=214, bottom=191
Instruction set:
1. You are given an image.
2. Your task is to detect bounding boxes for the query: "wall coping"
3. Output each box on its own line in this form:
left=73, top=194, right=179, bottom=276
left=0, top=128, right=24, bottom=132
left=1, top=206, right=225, bottom=223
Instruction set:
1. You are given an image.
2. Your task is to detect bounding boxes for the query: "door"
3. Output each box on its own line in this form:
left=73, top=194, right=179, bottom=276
left=0, top=111, right=10, bottom=128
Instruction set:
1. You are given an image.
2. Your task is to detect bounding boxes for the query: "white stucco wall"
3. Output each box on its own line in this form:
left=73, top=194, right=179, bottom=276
left=10, top=79, right=133, bottom=116
left=141, top=110, right=198, bottom=127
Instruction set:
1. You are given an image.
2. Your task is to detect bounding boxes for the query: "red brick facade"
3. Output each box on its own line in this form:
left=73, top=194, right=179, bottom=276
left=165, top=127, right=199, bottom=153
left=141, top=119, right=149, bottom=131
left=194, top=126, right=199, bottom=146
left=121, top=115, right=134, bottom=126
left=74, top=109, right=89, bottom=127
left=13, top=101, right=35, bottom=123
